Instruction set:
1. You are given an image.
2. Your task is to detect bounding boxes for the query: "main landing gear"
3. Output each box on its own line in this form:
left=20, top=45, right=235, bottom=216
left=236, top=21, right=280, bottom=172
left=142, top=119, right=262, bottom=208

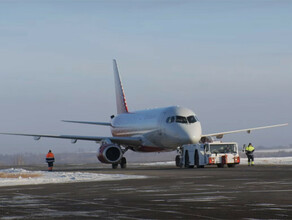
left=112, top=157, right=127, bottom=169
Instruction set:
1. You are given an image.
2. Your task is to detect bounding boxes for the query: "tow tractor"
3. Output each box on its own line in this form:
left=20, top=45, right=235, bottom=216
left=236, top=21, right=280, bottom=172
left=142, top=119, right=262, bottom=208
left=176, top=141, right=240, bottom=168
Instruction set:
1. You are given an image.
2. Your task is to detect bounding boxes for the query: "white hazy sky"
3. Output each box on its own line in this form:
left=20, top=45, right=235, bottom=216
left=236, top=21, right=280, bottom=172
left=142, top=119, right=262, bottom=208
left=0, top=0, right=291, bottom=154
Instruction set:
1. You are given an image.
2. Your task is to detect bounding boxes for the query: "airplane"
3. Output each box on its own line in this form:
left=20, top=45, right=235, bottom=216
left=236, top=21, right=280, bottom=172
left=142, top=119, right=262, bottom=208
left=0, top=60, right=288, bottom=169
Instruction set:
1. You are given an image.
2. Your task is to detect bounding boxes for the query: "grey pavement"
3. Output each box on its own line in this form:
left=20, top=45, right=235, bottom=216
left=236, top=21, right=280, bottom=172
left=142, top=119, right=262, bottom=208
left=0, top=164, right=292, bottom=219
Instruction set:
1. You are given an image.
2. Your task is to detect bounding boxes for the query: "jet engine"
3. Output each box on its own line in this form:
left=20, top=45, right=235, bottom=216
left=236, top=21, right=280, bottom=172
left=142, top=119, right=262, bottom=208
left=200, top=136, right=213, bottom=143
left=97, top=143, right=123, bottom=164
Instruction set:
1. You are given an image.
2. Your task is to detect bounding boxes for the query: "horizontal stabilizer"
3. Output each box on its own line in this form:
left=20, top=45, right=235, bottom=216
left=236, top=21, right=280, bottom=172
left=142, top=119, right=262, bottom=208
left=62, top=120, right=111, bottom=126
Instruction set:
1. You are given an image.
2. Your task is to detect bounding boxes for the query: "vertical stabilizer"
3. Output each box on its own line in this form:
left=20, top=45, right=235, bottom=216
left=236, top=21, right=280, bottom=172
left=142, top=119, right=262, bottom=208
left=113, top=59, right=129, bottom=114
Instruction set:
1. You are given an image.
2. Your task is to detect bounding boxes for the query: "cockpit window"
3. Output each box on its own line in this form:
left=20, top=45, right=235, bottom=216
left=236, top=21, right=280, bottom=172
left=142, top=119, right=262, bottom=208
left=167, top=115, right=198, bottom=124
left=166, top=116, right=175, bottom=123
left=176, top=116, right=188, bottom=124
left=170, top=116, right=175, bottom=123
left=187, top=115, right=197, bottom=123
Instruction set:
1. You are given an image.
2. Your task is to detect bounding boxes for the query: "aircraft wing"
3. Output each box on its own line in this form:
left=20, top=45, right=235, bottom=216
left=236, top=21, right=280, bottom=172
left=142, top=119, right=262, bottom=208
left=62, top=120, right=111, bottom=126
left=202, top=123, right=288, bottom=139
left=0, top=132, right=142, bottom=146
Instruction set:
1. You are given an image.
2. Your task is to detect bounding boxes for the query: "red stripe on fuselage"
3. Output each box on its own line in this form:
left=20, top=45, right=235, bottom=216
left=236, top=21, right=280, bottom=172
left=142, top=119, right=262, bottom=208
left=136, top=146, right=165, bottom=152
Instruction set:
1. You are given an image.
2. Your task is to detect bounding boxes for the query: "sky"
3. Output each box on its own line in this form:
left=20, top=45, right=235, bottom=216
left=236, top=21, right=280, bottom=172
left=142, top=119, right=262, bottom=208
left=0, top=0, right=291, bottom=155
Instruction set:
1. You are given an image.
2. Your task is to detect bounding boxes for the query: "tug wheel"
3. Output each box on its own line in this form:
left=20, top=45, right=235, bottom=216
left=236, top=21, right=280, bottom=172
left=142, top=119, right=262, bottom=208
left=175, top=155, right=181, bottom=167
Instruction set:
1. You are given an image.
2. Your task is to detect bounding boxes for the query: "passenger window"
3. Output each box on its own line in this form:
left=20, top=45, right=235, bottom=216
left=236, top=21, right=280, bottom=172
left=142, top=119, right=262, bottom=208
left=176, top=116, right=188, bottom=124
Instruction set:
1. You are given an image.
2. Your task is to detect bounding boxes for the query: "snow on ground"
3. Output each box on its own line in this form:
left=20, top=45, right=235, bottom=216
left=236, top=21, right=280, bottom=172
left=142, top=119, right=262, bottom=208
left=240, top=157, right=292, bottom=165
left=136, top=161, right=175, bottom=166
left=138, top=157, right=292, bottom=166
left=256, top=148, right=292, bottom=153
left=0, top=168, right=146, bottom=187
left=1, top=157, right=292, bottom=187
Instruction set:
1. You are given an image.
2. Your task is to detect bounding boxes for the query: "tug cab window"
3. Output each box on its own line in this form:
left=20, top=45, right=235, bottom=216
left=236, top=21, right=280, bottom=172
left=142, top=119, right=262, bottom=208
left=209, top=144, right=237, bottom=154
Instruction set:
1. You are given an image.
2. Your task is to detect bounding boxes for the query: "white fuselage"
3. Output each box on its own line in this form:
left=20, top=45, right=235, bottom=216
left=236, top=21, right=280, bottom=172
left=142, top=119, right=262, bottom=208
left=111, top=106, right=202, bottom=152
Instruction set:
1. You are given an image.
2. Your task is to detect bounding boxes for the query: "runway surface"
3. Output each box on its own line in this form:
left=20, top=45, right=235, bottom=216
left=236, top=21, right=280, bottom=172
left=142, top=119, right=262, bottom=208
left=1, top=164, right=292, bottom=219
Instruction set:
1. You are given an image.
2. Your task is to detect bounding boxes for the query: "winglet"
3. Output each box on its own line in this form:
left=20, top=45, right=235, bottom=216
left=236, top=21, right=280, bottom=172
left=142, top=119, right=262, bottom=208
left=113, top=59, right=129, bottom=114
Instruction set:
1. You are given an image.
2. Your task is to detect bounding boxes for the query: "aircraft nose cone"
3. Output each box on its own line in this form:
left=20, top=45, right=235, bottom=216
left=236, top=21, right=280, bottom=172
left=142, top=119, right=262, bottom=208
left=181, top=132, right=200, bottom=144
left=182, top=123, right=202, bottom=144
left=189, top=135, right=200, bottom=144
left=179, top=134, right=198, bottom=145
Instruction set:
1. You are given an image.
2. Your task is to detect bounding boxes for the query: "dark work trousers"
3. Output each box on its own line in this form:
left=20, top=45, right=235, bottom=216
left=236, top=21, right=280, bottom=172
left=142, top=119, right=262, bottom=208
left=247, top=154, right=254, bottom=163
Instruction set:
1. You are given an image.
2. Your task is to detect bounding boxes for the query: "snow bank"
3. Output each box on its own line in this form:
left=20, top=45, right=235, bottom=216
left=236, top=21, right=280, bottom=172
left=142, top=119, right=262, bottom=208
left=136, top=161, right=175, bottom=166
left=240, top=157, right=292, bottom=165
left=1, top=157, right=291, bottom=187
left=0, top=168, right=146, bottom=187
left=137, top=157, right=292, bottom=166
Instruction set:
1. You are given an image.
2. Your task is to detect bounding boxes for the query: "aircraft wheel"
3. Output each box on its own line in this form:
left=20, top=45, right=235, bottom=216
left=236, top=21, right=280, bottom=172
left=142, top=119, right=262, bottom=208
left=120, top=157, right=127, bottom=169
left=195, top=151, right=204, bottom=168
left=195, top=150, right=199, bottom=167
left=112, top=163, right=118, bottom=169
left=185, top=151, right=190, bottom=168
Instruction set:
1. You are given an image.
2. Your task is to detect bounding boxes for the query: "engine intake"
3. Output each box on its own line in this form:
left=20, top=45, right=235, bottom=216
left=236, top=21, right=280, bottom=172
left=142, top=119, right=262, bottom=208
left=97, top=143, right=123, bottom=164
left=200, top=136, right=213, bottom=144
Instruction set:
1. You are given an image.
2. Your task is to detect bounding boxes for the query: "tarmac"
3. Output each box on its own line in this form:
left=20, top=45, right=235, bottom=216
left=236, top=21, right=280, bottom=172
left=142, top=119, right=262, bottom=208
left=0, top=164, right=292, bottom=220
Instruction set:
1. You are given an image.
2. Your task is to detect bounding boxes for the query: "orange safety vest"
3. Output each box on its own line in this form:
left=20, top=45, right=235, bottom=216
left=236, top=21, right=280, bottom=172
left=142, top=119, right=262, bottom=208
left=46, top=152, right=55, bottom=164
left=46, top=152, right=55, bottom=158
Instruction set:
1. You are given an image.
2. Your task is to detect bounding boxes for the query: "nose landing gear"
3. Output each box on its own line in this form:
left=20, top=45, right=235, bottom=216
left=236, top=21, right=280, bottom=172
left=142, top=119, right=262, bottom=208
left=112, top=157, right=127, bottom=169
left=111, top=147, right=129, bottom=169
left=112, top=163, right=118, bottom=169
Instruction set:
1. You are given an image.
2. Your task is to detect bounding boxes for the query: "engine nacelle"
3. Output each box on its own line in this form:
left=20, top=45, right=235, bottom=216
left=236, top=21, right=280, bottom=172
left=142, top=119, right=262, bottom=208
left=200, top=136, right=213, bottom=144
left=97, top=143, right=123, bottom=164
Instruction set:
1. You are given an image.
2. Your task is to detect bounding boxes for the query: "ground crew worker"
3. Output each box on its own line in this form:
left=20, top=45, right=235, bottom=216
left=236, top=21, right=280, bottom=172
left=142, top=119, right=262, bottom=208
left=245, top=143, right=255, bottom=166
left=46, top=150, right=55, bottom=171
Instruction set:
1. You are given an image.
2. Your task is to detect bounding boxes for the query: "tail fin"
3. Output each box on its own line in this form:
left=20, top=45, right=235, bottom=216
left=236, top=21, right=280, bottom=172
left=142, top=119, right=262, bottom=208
left=113, top=59, right=129, bottom=114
